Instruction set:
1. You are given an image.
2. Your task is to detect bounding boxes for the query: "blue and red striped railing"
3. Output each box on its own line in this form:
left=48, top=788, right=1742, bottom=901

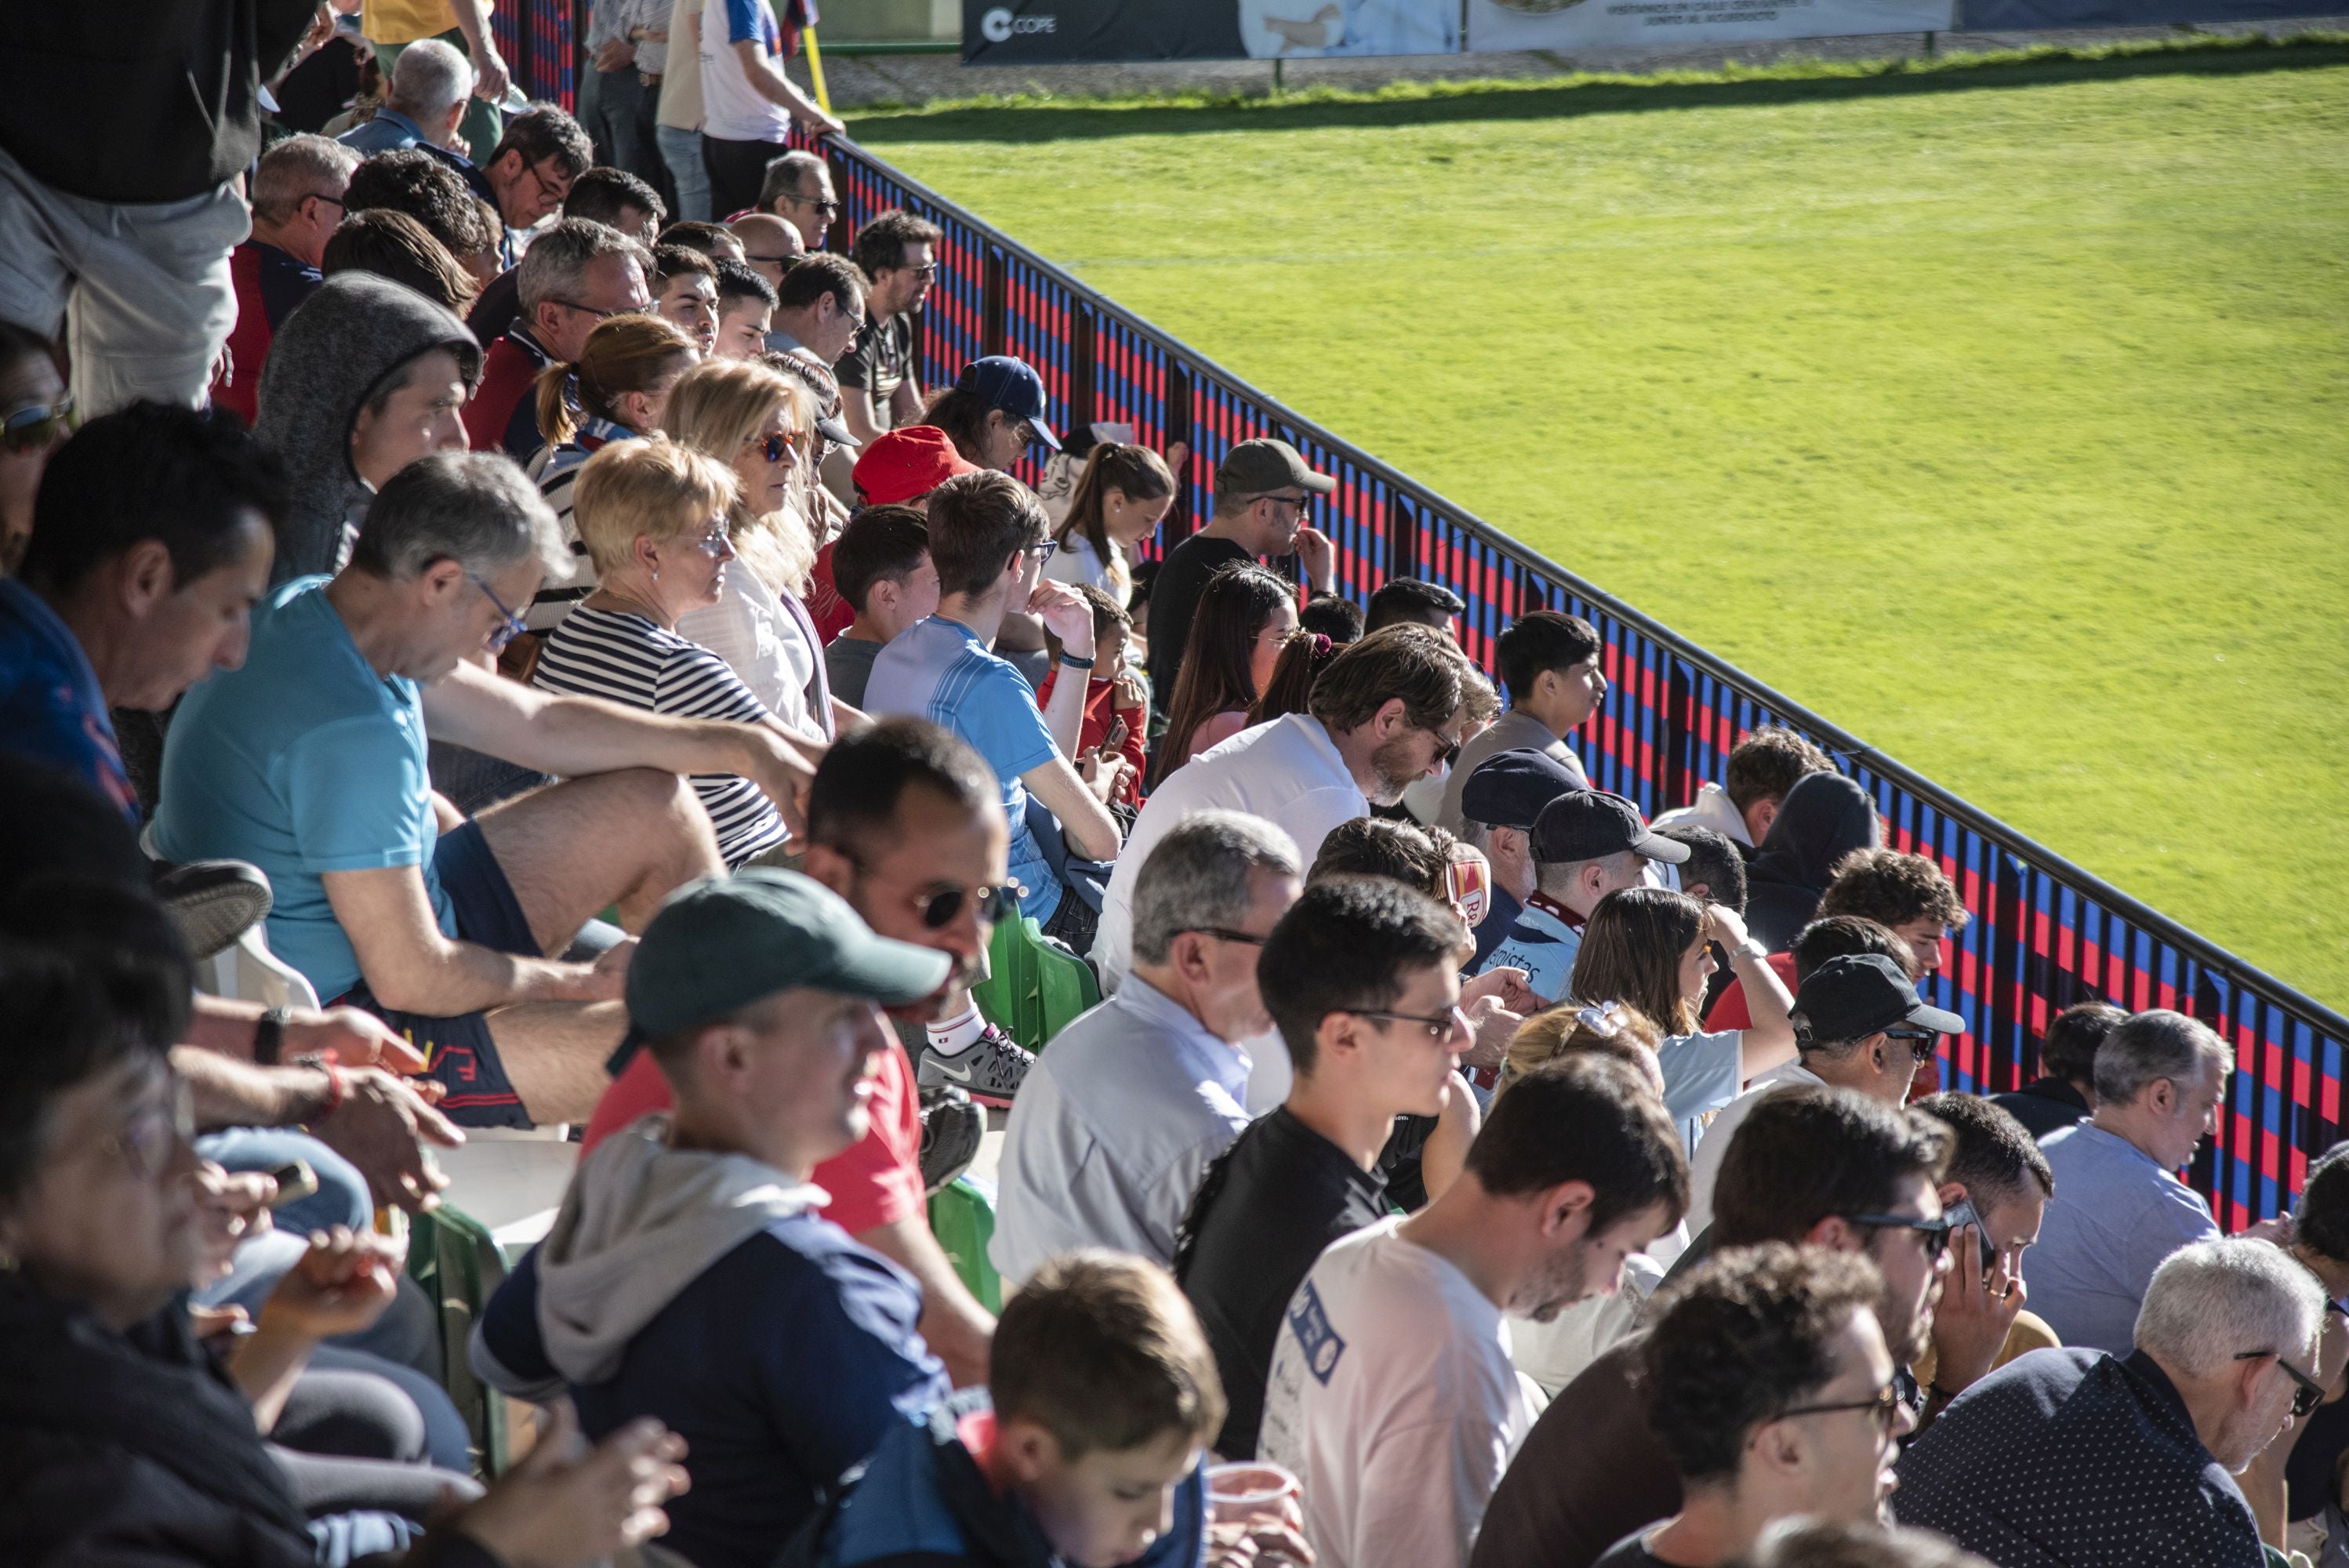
left=771, top=119, right=2346, bottom=1225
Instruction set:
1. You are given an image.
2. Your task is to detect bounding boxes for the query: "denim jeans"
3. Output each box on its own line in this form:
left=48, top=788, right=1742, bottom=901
left=657, top=122, right=712, bottom=222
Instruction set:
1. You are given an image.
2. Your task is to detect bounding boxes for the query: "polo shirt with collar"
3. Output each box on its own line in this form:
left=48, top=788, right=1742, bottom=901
left=987, top=974, right=1253, bottom=1286
left=2029, top=1121, right=2221, bottom=1354
left=1092, top=713, right=1365, bottom=995
left=1477, top=892, right=1585, bottom=1006
left=1895, top=1346, right=2264, bottom=1567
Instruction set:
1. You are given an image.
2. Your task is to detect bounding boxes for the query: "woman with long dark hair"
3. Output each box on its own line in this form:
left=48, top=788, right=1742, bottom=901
left=1568, top=886, right=1797, bottom=1152
left=1046, top=441, right=1175, bottom=608
left=1152, top=561, right=1298, bottom=786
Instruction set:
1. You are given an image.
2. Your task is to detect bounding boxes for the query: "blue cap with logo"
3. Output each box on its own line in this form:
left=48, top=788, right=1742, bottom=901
left=953, top=355, right=1060, bottom=451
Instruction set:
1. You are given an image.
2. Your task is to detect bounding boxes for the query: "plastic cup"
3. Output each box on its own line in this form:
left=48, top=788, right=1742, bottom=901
left=1207, top=1461, right=1300, bottom=1526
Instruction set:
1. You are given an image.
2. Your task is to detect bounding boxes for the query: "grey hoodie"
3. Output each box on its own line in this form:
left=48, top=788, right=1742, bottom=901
left=530, top=1115, right=828, bottom=1388
left=254, top=272, right=481, bottom=584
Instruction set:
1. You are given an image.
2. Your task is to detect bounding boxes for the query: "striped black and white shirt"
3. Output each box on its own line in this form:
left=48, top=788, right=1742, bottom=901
left=532, top=604, right=787, bottom=867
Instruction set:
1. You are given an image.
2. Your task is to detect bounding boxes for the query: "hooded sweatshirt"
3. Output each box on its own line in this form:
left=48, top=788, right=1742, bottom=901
left=254, top=272, right=480, bottom=585
left=1743, top=771, right=1881, bottom=952
left=472, top=1115, right=950, bottom=1568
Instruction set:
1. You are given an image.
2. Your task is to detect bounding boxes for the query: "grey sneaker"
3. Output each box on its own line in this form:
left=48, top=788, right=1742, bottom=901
left=917, top=1023, right=1034, bottom=1109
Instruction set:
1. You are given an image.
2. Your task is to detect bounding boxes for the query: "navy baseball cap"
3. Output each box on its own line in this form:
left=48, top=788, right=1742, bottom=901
left=1529, top=789, right=1688, bottom=866
left=953, top=356, right=1059, bottom=451
left=1792, top=953, right=1965, bottom=1045
left=1460, top=747, right=1586, bottom=832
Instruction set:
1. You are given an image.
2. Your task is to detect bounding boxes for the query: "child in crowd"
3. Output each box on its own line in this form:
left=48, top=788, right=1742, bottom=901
left=826, top=504, right=942, bottom=709
left=1035, top=583, right=1148, bottom=807
left=793, top=1250, right=1287, bottom=1568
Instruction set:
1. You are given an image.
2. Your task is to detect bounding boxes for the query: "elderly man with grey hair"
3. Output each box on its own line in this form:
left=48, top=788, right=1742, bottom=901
left=157, top=451, right=822, bottom=1131
left=337, top=38, right=477, bottom=157
left=760, top=147, right=838, bottom=250
left=461, top=216, right=652, bottom=459
left=1897, top=1236, right=2317, bottom=1566
left=989, top=809, right=1305, bottom=1283
left=212, top=134, right=364, bottom=423
left=2024, top=1007, right=2233, bottom=1353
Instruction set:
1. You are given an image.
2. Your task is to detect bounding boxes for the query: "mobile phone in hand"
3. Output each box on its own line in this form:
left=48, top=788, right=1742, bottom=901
left=267, top=1160, right=320, bottom=1209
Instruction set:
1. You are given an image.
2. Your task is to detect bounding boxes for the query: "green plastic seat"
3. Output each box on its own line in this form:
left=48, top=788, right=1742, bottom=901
left=970, top=913, right=1101, bottom=1052
left=404, top=1203, right=511, bottom=1475
left=927, top=1174, right=1004, bottom=1313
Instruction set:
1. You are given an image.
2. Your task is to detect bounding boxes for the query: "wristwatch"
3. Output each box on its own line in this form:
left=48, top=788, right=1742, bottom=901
left=252, top=1004, right=292, bottom=1065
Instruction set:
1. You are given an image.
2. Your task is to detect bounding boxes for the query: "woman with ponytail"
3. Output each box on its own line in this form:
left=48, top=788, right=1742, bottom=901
left=525, top=313, right=699, bottom=628
left=1045, top=440, right=1175, bottom=608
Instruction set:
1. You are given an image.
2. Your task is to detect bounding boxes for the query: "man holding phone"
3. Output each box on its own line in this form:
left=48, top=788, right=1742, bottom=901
left=1908, top=1093, right=2059, bottom=1427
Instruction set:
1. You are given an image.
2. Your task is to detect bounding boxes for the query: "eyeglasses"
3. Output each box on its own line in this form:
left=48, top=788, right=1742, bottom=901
left=2238, top=1350, right=2329, bottom=1418
left=1023, top=539, right=1059, bottom=563
left=1346, top=1005, right=1470, bottom=1043
left=1421, top=728, right=1465, bottom=768
left=305, top=192, right=347, bottom=216
left=787, top=192, right=841, bottom=215
left=1185, top=927, right=1269, bottom=947
left=901, top=260, right=939, bottom=279
left=468, top=572, right=528, bottom=652
left=1843, top=1211, right=1958, bottom=1261
left=107, top=1080, right=195, bottom=1180
left=2, top=394, right=76, bottom=454
left=751, top=431, right=802, bottom=463
left=552, top=297, right=630, bottom=322
left=1777, top=1382, right=1903, bottom=1436
left=1883, top=1025, right=1941, bottom=1057
left=688, top=519, right=733, bottom=554
left=909, top=880, right=1022, bottom=930
left=526, top=158, right=572, bottom=206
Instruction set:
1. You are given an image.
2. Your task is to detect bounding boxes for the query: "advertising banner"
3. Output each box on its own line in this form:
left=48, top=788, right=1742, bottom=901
left=1465, top=0, right=1951, bottom=51
left=963, top=0, right=1459, bottom=64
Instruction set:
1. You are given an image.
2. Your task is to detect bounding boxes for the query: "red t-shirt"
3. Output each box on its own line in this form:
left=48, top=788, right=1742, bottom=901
left=1034, top=666, right=1145, bottom=804
left=1704, top=949, right=1799, bottom=1032
left=579, top=1038, right=925, bottom=1236
left=461, top=333, right=540, bottom=453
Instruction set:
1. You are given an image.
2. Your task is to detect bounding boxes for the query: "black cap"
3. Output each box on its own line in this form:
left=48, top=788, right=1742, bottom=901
left=1460, top=748, right=1585, bottom=832
left=1529, top=789, right=1689, bottom=866
left=1791, top=953, right=1965, bottom=1045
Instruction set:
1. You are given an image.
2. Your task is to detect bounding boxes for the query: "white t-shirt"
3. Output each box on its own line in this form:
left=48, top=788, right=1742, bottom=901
left=1262, top=1218, right=1538, bottom=1568
left=1684, top=1060, right=1825, bottom=1240
left=1092, top=713, right=1367, bottom=995
left=1043, top=530, right=1127, bottom=607
left=676, top=565, right=829, bottom=742
left=699, top=0, right=791, bottom=143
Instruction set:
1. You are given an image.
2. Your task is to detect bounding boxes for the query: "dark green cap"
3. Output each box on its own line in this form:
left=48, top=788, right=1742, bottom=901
left=623, top=869, right=952, bottom=1041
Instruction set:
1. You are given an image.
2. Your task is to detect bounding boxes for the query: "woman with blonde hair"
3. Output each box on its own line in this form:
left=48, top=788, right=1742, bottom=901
left=1046, top=440, right=1175, bottom=608
left=528, top=438, right=801, bottom=867
left=660, top=357, right=849, bottom=742
left=525, top=312, right=700, bottom=628
left=1568, top=886, right=1799, bottom=1155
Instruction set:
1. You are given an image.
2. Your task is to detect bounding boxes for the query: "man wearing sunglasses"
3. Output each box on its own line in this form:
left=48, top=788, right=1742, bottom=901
left=579, top=718, right=1015, bottom=1388
left=991, top=811, right=1303, bottom=1287
left=1147, top=437, right=1339, bottom=699
left=1684, top=953, right=1963, bottom=1241
left=841, top=210, right=943, bottom=448
left=1598, top=1246, right=1901, bottom=1568
left=1476, top=1087, right=1952, bottom=1568
left=760, top=148, right=840, bottom=251
left=1898, top=1236, right=2320, bottom=1568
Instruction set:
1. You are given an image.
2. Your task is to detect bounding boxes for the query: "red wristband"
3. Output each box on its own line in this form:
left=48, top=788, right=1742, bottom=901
left=292, top=1054, right=347, bottom=1120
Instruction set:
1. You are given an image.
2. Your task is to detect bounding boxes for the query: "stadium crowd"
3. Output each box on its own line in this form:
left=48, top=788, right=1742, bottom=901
left=0, top=8, right=2336, bottom=1568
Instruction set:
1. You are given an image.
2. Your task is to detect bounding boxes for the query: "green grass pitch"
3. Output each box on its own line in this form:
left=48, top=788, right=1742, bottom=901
left=855, top=37, right=2349, bottom=1007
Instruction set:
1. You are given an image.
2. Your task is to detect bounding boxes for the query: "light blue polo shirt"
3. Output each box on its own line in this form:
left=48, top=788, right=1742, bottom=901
left=155, top=576, right=456, bottom=1001
left=862, top=614, right=1060, bottom=922
left=2029, top=1122, right=2221, bottom=1354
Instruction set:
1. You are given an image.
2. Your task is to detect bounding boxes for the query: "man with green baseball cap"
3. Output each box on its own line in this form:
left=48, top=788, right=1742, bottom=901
left=1149, top=437, right=1340, bottom=697
left=472, top=868, right=960, bottom=1568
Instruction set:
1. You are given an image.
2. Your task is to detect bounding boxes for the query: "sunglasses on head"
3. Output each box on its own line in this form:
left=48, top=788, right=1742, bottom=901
left=3, top=394, right=75, bottom=455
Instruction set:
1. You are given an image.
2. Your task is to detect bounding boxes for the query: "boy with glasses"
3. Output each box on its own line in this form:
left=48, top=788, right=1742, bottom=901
left=991, top=811, right=1302, bottom=1285
left=1598, top=1245, right=1901, bottom=1568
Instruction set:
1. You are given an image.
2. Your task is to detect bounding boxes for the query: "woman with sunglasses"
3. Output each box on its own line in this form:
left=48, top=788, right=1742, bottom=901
left=662, top=358, right=855, bottom=746
left=0, top=920, right=689, bottom=1568
left=1153, top=561, right=1300, bottom=788
left=532, top=439, right=795, bottom=869
left=1570, top=886, right=1800, bottom=1160
left=0, top=321, right=69, bottom=577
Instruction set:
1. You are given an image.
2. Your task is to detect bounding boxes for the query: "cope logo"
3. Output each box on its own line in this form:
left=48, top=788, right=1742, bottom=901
left=980, top=6, right=1055, bottom=41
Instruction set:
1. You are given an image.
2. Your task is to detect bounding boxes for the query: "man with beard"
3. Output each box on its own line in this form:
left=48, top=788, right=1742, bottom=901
left=1470, top=1087, right=1952, bottom=1568
left=578, top=718, right=1006, bottom=1387
left=1092, top=623, right=1491, bottom=996
left=1259, top=1054, right=1688, bottom=1568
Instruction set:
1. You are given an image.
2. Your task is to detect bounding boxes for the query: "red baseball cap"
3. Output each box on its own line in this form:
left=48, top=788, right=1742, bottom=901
left=851, top=425, right=981, bottom=506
